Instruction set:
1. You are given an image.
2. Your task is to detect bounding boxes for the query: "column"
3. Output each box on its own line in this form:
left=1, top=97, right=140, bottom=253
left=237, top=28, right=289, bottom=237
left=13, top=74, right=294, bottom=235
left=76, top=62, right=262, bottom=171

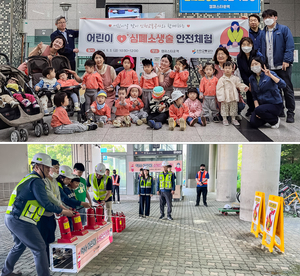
left=208, top=144, right=217, bottom=192
left=240, top=144, right=281, bottom=222
left=216, top=144, right=238, bottom=202
left=126, top=144, right=134, bottom=195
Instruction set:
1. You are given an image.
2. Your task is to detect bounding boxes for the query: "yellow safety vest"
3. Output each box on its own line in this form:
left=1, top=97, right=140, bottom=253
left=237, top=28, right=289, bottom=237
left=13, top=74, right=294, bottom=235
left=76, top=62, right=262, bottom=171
left=140, top=178, right=152, bottom=189
left=159, top=172, right=173, bottom=190
left=89, top=173, right=112, bottom=201
left=6, top=174, right=45, bottom=225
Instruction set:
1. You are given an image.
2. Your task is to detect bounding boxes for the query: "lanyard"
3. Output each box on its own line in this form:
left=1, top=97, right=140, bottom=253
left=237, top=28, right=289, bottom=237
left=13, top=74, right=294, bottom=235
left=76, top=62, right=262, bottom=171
left=267, top=30, right=273, bottom=51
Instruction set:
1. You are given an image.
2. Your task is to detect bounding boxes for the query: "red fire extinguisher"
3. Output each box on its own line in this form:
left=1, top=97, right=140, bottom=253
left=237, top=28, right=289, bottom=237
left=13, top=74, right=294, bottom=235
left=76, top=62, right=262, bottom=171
left=119, top=212, right=124, bottom=232
left=121, top=212, right=126, bottom=230
left=84, top=208, right=100, bottom=230
left=95, top=205, right=106, bottom=226
left=71, top=211, right=89, bottom=236
left=112, top=212, right=117, bottom=233
left=57, top=216, right=78, bottom=243
left=116, top=212, right=122, bottom=233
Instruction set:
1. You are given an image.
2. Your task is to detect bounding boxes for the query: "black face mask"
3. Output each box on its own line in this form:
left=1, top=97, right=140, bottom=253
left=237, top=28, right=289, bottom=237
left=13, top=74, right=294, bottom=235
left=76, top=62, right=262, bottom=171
left=200, top=168, right=205, bottom=171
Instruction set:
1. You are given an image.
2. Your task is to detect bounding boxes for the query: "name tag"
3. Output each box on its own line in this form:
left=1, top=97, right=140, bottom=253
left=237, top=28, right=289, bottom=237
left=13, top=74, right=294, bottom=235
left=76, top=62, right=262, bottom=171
left=69, top=34, right=73, bottom=37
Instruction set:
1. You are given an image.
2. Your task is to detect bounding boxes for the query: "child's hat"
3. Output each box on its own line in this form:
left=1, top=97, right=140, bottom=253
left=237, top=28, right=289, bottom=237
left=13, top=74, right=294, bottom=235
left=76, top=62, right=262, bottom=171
left=152, top=86, right=165, bottom=99
left=171, top=90, right=185, bottom=102
left=127, top=84, right=142, bottom=97
left=97, top=90, right=107, bottom=97
left=142, top=59, right=153, bottom=67
left=121, top=55, right=135, bottom=69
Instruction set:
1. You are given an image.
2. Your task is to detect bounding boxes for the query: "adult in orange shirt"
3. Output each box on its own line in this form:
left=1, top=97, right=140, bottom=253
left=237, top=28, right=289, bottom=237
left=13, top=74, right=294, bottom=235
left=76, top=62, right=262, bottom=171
left=51, top=92, right=97, bottom=134
left=82, top=60, right=104, bottom=112
left=169, top=90, right=189, bottom=131
left=88, top=91, right=111, bottom=128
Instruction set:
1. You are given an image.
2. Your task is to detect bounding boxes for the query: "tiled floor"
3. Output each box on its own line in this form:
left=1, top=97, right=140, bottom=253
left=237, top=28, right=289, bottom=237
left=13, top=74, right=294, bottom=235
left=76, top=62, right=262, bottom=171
left=1, top=103, right=300, bottom=142
left=0, top=188, right=299, bottom=276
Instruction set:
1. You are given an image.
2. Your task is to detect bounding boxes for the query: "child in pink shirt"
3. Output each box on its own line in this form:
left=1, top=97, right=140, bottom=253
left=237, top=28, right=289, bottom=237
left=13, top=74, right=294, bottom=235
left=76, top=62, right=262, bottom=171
left=169, top=57, right=189, bottom=94
left=185, top=87, right=206, bottom=127
left=109, top=55, right=138, bottom=91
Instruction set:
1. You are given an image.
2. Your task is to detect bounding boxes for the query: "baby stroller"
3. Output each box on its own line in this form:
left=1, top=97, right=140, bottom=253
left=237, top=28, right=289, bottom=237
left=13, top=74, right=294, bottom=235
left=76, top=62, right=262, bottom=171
left=27, top=55, right=83, bottom=121
left=0, top=54, right=49, bottom=142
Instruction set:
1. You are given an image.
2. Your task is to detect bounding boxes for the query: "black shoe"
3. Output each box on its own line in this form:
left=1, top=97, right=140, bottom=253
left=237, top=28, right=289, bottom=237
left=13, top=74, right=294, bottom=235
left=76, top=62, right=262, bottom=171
left=87, top=124, right=98, bottom=131
left=159, top=215, right=164, bottom=219
left=279, top=111, right=286, bottom=118
left=167, top=216, right=173, bottom=220
left=286, top=114, right=294, bottom=123
left=245, top=110, right=252, bottom=117
left=213, top=116, right=220, bottom=123
left=217, top=114, right=223, bottom=121
left=195, top=204, right=199, bottom=206
left=204, top=204, right=208, bottom=207
left=6, top=272, right=22, bottom=276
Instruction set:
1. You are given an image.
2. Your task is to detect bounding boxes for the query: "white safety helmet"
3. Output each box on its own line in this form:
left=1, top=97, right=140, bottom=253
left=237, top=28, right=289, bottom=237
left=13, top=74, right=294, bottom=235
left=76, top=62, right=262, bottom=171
left=143, top=166, right=150, bottom=171
left=224, top=204, right=231, bottom=209
left=59, top=165, right=76, bottom=179
left=170, top=90, right=184, bottom=102
left=95, top=163, right=106, bottom=175
left=31, top=153, right=53, bottom=168
left=161, top=161, right=170, bottom=167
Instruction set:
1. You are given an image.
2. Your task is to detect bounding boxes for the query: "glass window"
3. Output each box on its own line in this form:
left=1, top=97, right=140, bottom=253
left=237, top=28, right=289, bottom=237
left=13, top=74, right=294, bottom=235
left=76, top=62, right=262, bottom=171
left=100, top=144, right=127, bottom=153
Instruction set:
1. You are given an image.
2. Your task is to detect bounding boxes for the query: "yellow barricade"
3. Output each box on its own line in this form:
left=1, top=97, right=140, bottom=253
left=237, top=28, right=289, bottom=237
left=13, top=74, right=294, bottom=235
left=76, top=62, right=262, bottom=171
left=262, top=195, right=284, bottom=253
left=251, top=191, right=265, bottom=238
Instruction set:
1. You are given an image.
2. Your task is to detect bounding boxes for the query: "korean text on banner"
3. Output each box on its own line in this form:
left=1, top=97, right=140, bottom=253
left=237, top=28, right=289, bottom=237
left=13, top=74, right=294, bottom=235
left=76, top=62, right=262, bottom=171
left=128, top=161, right=183, bottom=172
left=251, top=191, right=265, bottom=238
left=262, top=195, right=284, bottom=253
left=78, top=18, right=249, bottom=59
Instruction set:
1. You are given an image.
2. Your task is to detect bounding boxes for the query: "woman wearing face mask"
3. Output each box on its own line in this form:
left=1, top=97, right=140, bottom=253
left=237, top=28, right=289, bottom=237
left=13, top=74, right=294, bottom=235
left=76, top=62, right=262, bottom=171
left=155, top=54, right=174, bottom=97
left=249, top=57, right=286, bottom=129
left=237, top=37, right=264, bottom=117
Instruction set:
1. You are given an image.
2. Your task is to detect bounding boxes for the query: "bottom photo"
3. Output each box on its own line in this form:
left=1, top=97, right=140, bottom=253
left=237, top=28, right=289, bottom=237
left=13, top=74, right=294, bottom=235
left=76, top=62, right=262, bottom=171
left=0, top=143, right=299, bottom=276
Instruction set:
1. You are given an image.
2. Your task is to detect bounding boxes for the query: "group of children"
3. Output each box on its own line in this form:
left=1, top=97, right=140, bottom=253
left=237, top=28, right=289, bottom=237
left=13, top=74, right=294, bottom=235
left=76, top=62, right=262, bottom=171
left=0, top=53, right=249, bottom=135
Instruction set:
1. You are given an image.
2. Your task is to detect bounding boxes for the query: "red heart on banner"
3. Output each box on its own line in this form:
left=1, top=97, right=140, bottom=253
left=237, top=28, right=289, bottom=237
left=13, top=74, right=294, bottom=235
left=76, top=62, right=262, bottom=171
left=187, top=25, right=190, bottom=27
left=117, top=35, right=127, bottom=43
left=108, top=24, right=112, bottom=27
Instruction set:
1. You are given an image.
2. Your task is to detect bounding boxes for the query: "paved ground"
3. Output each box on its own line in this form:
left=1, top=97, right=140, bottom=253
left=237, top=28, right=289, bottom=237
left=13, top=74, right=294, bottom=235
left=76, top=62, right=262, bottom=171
left=1, top=103, right=300, bottom=142
left=0, top=188, right=300, bottom=276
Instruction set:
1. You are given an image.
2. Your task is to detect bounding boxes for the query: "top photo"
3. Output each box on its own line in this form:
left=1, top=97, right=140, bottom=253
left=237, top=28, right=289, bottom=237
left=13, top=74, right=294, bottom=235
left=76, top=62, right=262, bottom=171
left=0, top=1, right=299, bottom=143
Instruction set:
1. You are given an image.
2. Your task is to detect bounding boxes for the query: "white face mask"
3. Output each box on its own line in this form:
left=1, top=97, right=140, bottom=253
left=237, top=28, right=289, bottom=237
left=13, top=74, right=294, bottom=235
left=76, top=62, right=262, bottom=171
left=264, top=18, right=275, bottom=26
left=251, top=65, right=261, bottom=74
left=242, top=46, right=252, bottom=53
left=50, top=172, right=59, bottom=179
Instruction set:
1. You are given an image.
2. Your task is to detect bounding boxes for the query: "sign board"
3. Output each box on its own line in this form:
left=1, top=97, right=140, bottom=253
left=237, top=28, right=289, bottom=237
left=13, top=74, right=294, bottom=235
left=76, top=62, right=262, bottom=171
left=129, top=160, right=183, bottom=172
left=134, top=150, right=182, bottom=155
left=78, top=18, right=249, bottom=76
left=262, top=195, right=284, bottom=253
left=103, top=156, right=108, bottom=161
left=50, top=224, right=113, bottom=273
left=101, top=148, right=107, bottom=153
left=251, top=191, right=265, bottom=238
left=180, top=0, right=260, bottom=13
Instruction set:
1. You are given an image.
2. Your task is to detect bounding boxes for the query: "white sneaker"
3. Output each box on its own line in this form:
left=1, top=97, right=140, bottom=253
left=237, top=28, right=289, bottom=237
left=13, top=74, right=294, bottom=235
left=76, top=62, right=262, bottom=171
left=271, top=118, right=280, bottom=129
left=117, top=201, right=120, bottom=204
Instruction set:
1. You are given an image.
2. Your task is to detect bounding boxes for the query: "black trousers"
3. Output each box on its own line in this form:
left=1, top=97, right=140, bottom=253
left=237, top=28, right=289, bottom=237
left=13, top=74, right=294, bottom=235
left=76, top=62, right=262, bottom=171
left=196, top=186, right=207, bottom=205
left=139, top=195, right=151, bottom=216
left=160, top=191, right=172, bottom=216
left=273, top=66, right=295, bottom=115
left=246, top=91, right=255, bottom=113
left=147, top=111, right=168, bottom=124
left=113, top=185, right=120, bottom=202
left=37, top=215, right=56, bottom=266
left=250, top=103, right=283, bottom=128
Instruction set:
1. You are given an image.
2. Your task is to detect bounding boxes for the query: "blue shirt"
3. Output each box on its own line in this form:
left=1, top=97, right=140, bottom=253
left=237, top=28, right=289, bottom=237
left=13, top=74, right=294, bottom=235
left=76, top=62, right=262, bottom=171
left=195, top=171, right=209, bottom=187
left=58, top=182, right=82, bottom=209
left=156, top=172, right=175, bottom=192
left=249, top=28, right=262, bottom=51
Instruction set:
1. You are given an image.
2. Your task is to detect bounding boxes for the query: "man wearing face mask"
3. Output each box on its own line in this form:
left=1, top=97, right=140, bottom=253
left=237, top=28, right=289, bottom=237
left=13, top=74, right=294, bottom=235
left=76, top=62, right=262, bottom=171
left=1, top=153, right=74, bottom=276
left=195, top=164, right=209, bottom=207
left=261, top=9, right=295, bottom=123
left=248, top=14, right=262, bottom=51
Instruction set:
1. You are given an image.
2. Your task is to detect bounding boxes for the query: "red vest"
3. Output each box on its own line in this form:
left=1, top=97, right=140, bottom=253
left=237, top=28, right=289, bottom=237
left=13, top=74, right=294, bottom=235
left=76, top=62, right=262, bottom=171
left=197, top=171, right=208, bottom=185
left=112, top=175, right=120, bottom=186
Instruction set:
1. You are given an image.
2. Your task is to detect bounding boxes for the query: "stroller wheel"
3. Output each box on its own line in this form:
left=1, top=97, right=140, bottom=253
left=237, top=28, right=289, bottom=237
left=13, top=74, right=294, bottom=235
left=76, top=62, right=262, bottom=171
left=34, top=123, right=43, bottom=137
left=19, top=128, right=29, bottom=142
left=10, top=130, right=20, bottom=142
left=43, top=123, right=50, bottom=136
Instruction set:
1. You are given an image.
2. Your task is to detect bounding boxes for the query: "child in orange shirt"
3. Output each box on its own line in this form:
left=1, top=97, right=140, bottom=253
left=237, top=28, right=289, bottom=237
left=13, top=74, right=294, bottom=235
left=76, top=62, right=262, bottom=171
left=109, top=55, right=138, bottom=91
left=140, top=59, right=159, bottom=112
left=57, top=69, right=81, bottom=111
left=169, top=57, right=189, bottom=94
left=89, top=90, right=111, bottom=128
left=169, top=90, right=189, bottom=131
left=51, top=92, right=97, bottom=134
left=82, top=59, right=104, bottom=112
left=199, top=62, right=220, bottom=123
left=113, top=87, right=131, bottom=128
left=126, top=84, right=148, bottom=126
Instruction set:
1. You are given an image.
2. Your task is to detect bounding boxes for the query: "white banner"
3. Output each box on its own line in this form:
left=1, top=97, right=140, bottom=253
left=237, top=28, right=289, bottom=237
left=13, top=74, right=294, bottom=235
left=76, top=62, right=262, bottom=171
left=78, top=18, right=249, bottom=59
